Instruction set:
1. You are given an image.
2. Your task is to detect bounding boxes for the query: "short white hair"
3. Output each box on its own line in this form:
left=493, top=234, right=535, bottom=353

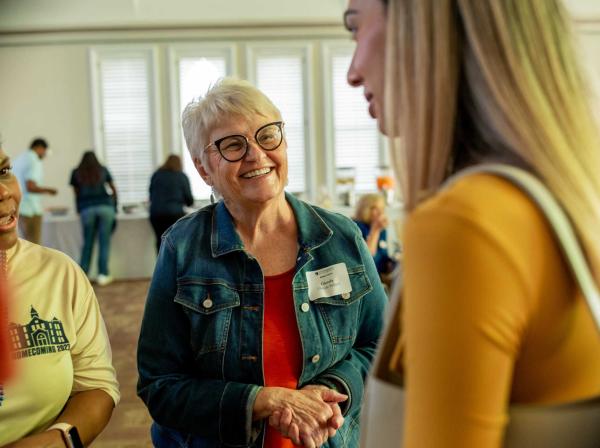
left=181, top=77, right=282, bottom=162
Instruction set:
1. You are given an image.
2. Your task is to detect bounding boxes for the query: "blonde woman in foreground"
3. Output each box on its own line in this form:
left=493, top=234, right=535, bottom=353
left=341, top=0, right=600, bottom=446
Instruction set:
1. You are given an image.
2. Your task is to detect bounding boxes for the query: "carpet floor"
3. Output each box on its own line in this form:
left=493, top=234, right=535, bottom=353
left=93, top=279, right=153, bottom=447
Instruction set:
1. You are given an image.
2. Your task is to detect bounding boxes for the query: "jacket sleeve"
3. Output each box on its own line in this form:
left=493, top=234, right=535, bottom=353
left=312, top=230, right=388, bottom=416
left=136, top=237, right=261, bottom=446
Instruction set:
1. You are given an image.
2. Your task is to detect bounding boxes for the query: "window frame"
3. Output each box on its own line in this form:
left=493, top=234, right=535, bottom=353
left=168, top=43, right=238, bottom=161
left=245, top=41, right=316, bottom=200
left=321, top=41, right=387, bottom=198
left=89, top=45, right=162, bottom=203
left=167, top=43, right=238, bottom=199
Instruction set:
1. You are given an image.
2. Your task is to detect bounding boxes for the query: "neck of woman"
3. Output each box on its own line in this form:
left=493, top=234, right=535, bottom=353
left=226, top=193, right=296, bottom=249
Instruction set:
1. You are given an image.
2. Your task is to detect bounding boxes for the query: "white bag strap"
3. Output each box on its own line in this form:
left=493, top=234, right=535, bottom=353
left=446, top=164, right=600, bottom=334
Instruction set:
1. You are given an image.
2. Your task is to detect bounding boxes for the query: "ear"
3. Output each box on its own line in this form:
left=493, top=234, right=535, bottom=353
left=194, top=156, right=212, bottom=186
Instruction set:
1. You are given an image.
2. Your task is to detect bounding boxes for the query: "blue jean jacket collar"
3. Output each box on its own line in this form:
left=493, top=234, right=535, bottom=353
left=210, top=201, right=244, bottom=257
left=210, top=192, right=333, bottom=258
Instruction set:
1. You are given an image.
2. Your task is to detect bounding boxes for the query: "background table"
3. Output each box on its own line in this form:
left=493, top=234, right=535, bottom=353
left=38, top=201, right=403, bottom=281
left=41, top=212, right=157, bottom=280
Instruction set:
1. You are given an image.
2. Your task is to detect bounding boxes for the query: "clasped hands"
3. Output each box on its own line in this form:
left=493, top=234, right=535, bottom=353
left=254, top=384, right=347, bottom=448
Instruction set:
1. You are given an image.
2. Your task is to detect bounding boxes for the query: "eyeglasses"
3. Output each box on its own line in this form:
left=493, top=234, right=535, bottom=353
left=204, top=121, right=285, bottom=162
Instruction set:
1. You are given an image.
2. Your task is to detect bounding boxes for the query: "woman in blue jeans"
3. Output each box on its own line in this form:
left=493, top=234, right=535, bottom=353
left=70, top=151, right=117, bottom=286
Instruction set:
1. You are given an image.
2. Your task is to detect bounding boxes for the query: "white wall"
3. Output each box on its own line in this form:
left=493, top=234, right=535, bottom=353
left=580, top=30, right=600, bottom=118
left=564, top=0, right=600, bottom=19
left=0, top=0, right=346, bottom=31
left=0, top=44, right=94, bottom=209
left=1, top=0, right=599, bottom=32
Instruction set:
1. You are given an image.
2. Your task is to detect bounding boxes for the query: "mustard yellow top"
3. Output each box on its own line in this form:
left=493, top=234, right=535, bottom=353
left=401, top=174, right=600, bottom=447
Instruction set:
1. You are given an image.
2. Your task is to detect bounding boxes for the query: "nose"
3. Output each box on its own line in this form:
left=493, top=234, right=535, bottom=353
left=0, top=182, right=11, bottom=201
left=244, top=139, right=267, bottom=162
left=347, top=52, right=363, bottom=87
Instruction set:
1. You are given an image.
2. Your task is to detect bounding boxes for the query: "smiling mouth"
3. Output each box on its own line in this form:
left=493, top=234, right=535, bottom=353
left=241, top=167, right=273, bottom=179
left=0, top=210, right=17, bottom=230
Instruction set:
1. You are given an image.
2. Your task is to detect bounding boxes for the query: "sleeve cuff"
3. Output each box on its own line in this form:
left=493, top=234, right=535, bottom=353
left=313, top=374, right=352, bottom=416
left=219, top=382, right=262, bottom=446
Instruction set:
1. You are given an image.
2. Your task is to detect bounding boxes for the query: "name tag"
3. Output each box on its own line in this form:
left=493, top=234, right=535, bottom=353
left=306, top=263, right=352, bottom=301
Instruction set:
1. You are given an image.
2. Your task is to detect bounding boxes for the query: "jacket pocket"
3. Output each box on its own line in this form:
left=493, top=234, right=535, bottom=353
left=175, top=280, right=240, bottom=356
left=313, top=268, right=372, bottom=344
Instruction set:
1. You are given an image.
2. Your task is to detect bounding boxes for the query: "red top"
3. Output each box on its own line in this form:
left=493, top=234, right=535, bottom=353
left=263, top=267, right=303, bottom=448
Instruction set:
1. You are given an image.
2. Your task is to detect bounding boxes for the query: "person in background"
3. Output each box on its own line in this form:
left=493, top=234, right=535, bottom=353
left=345, top=0, right=600, bottom=446
left=70, top=151, right=117, bottom=287
left=0, top=144, right=119, bottom=447
left=149, top=154, right=193, bottom=253
left=353, top=193, right=397, bottom=283
left=137, top=78, right=387, bottom=448
left=12, top=138, right=57, bottom=244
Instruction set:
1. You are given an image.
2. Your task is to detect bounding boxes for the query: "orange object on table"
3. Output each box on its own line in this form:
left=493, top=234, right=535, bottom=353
left=376, top=175, right=394, bottom=191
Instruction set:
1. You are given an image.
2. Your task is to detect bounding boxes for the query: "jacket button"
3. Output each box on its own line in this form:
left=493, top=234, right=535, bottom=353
left=341, top=292, right=350, bottom=300
left=203, top=298, right=213, bottom=309
left=311, top=354, right=320, bottom=364
left=301, top=303, right=310, bottom=312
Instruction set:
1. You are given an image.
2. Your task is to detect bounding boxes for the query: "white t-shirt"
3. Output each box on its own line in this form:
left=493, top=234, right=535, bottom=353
left=0, top=239, right=120, bottom=445
left=13, top=150, right=44, bottom=216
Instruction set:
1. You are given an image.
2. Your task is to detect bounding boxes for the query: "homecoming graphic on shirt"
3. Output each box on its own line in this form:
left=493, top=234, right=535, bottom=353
left=0, top=307, right=70, bottom=407
left=9, top=307, right=70, bottom=358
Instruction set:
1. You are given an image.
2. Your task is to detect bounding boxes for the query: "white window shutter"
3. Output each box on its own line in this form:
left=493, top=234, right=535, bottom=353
left=254, top=55, right=306, bottom=194
left=332, top=54, right=381, bottom=192
left=98, top=53, right=156, bottom=204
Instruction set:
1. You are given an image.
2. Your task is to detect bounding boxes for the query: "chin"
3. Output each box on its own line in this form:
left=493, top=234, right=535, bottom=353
left=245, top=188, right=283, bottom=204
left=369, top=104, right=386, bottom=134
left=376, top=114, right=401, bottom=137
left=0, top=233, right=18, bottom=251
left=377, top=118, right=388, bottom=135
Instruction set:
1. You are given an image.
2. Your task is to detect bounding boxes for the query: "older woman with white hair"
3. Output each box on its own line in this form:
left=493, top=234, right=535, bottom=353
left=137, top=78, right=387, bottom=448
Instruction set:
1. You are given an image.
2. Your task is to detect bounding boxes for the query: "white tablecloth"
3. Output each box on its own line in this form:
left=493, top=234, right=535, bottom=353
left=37, top=202, right=403, bottom=280
left=41, top=213, right=157, bottom=280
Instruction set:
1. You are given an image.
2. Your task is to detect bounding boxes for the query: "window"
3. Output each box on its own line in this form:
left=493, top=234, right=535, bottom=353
left=89, top=40, right=384, bottom=209
left=325, top=46, right=385, bottom=194
left=247, top=45, right=310, bottom=195
left=170, top=46, right=235, bottom=199
left=90, top=47, right=160, bottom=204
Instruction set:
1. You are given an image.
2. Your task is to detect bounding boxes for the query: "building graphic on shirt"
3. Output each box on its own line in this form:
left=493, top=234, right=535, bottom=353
left=8, top=306, right=70, bottom=360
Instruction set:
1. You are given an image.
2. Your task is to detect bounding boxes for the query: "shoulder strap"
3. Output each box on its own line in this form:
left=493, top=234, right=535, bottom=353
left=446, top=164, right=600, bottom=334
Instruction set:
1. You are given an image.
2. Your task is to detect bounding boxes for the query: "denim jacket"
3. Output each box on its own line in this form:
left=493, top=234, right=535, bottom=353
left=137, top=193, right=387, bottom=448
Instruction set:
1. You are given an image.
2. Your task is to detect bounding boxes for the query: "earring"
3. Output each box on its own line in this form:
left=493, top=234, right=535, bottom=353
left=210, top=187, right=216, bottom=204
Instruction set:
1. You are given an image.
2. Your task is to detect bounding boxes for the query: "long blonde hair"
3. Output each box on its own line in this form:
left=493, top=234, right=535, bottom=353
left=385, top=0, right=600, bottom=280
